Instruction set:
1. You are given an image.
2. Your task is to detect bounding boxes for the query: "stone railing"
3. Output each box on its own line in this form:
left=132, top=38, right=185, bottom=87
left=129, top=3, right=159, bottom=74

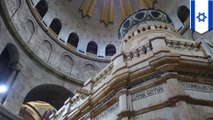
left=165, top=38, right=201, bottom=51
left=124, top=43, right=153, bottom=61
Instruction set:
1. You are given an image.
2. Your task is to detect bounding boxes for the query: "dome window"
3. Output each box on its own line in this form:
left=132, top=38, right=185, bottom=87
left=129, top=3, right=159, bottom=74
left=87, top=41, right=98, bottom=55
left=35, top=0, right=48, bottom=18
left=135, top=12, right=145, bottom=20
left=151, top=11, right=160, bottom=18
left=49, top=18, right=62, bottom=35
left=123, top=20, right=130, bottom=29
left=67, top=33, right=79, bottom=48
left=106, top=44, right=116, bottom=56
left=178, top=6, right=190, bottom=24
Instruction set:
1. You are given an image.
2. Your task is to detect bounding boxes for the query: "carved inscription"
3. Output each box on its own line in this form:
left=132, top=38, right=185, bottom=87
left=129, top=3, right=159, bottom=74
left=95, top=102, right=119, bottom=120
left=182, top=82, right=213, bottom=93
left=132, top=86, right=164, bottom=101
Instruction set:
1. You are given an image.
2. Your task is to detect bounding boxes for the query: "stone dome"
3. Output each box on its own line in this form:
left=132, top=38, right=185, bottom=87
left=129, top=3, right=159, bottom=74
left=118, top=9, right=173, bottom=39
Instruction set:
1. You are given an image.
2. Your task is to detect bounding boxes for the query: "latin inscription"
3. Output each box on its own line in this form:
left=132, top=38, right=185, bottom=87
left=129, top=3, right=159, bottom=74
left=95, top=102, right=119, bottom=120
left=132, top=86, right=164, bottom=101
left=182, top=82, right=213, bottom=93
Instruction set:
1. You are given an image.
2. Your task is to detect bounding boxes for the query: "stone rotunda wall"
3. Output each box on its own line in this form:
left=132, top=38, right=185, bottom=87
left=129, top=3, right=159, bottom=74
left=0, top=0, right=107, bottom=116
left=2, top=0, right=109, bottom=83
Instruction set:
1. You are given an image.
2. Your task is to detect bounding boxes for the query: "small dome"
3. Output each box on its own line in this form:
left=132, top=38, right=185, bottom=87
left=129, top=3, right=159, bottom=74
left=118, top=9, right=174, bottom=39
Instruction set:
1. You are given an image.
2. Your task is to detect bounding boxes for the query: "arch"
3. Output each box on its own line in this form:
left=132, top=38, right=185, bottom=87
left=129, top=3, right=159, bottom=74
left=177, top=6, right=190, bottom=24
left=67, top=33, right=79, bottom=48
left=0, top=43, right=19, bottom=103
left=105, top=44, right=116, bottom=56
left=0, top=43, right=19, bottom=83
left=23, top=84, right=73, bottom=110
left=6, top=0, right=21, bottom=17
left=86, top=41, right=98, bottom=54
left=49, top=18, right=62, bottom=35
left=35, top=0, right=48, bottom=18
left=3, top=43, right=20, bottom=64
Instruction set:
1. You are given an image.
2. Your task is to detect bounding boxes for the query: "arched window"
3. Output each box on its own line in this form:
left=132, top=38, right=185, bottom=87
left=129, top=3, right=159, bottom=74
left=67, top=33, right=79, bottom=48
left=35, top=0, right=48, bottom=18
left=86, top=41, right=98, bottom=54
left=49, top=18, right=62, bottom=35
left=105, top=44, right=116, bottom=56
left=0, top=44, right=19, bottom=104
left=0, top=47, right=11, bottom=86
left=178, top=6, right=190, bottom=23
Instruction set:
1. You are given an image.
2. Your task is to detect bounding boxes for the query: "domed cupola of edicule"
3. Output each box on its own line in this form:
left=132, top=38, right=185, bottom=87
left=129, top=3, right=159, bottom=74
left=119, top=9, right=173, bottom=38
left=50, top=9, right=213, bottom=120
left=118, top=9, right=179, bottom=53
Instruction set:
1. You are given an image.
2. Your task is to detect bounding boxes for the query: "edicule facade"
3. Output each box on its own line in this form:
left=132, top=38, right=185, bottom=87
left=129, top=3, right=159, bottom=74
left=50, top=9, right=213, bottom=120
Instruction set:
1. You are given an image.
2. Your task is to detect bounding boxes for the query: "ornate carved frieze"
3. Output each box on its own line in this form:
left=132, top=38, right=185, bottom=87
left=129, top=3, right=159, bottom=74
left=165, top=38, right=201, bottom=52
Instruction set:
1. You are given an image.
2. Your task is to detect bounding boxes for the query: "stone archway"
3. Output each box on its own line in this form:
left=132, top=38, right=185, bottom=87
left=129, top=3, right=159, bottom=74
left=23, top=84, right=73, bottom=110
left=0, top=43, right=19, bottom=104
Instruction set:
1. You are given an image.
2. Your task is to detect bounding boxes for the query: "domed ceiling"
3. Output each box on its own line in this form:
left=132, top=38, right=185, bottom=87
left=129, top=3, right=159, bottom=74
left=29, top=0, right=157, bottom=57
left=29, top=0, right=189, bottom=59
